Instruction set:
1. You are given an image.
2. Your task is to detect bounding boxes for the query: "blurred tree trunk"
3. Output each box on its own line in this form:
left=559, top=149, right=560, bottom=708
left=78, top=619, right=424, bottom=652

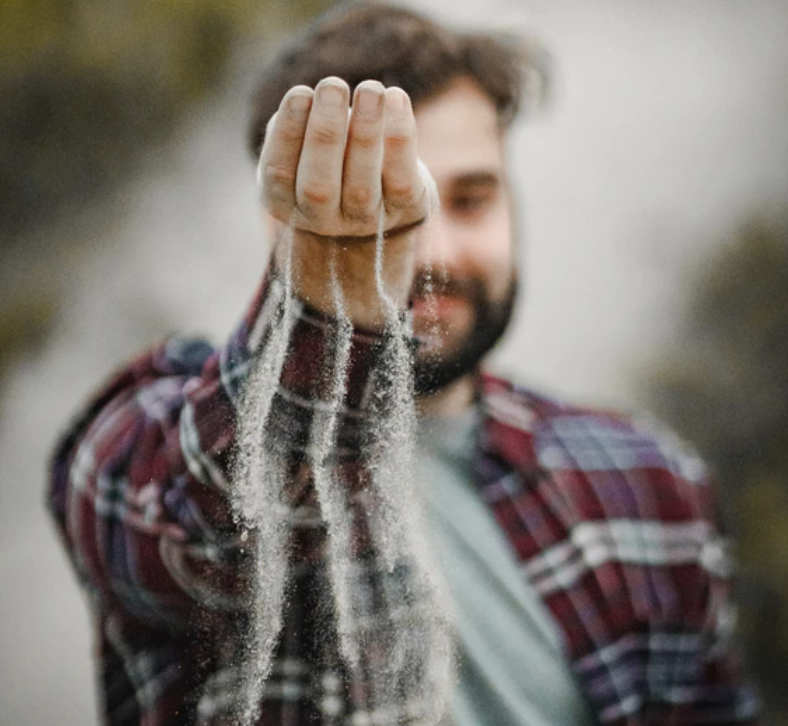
left=646, top=217, right=788, bottom=724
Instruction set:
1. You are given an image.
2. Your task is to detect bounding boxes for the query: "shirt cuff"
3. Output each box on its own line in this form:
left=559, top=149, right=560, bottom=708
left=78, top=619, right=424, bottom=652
left=219, top=267, right=396, bottom=456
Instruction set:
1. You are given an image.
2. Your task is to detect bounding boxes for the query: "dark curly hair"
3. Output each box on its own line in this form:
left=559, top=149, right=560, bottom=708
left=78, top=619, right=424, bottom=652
left=247, top=1, right=547, bottom=159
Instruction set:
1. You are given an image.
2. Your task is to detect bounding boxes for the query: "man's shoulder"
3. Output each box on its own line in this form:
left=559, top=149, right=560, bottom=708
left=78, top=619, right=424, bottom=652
left=478, top=372, right=715, bottom=521
left=477, top=383, right=755, bottom=724
left=477, top=375, right=732, bottom=632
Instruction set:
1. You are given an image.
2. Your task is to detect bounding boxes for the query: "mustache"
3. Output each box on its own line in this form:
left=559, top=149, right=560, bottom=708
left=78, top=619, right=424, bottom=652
left=409, top=268, right=486, bottom=304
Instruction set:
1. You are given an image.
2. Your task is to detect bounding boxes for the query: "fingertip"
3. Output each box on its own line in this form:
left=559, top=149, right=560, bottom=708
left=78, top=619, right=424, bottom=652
left=355, top=79, right=385, bottom=96
left=384, top=86, right=411, bottom=111
left=353, top=79, right=385, bottom=115
left=282, top=85, right=314, bottom=115
left=316, top=76, right=350, bottom=100
left=320, top=75, right=350, bottom=92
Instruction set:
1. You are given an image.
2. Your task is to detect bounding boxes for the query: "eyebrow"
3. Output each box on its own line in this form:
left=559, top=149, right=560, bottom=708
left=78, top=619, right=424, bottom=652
left=451, top=171, right=500, bottom=187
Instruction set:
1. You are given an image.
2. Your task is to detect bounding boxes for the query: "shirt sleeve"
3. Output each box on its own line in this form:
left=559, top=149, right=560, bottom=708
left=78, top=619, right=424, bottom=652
left=47, top=268, right=386, bottom=628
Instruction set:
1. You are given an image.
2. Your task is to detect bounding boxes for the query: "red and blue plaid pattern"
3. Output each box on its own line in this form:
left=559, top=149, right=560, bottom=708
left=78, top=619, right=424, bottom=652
left=476, top=381, right=758, bottom=724
left=48, top=271, right=759, bottom=724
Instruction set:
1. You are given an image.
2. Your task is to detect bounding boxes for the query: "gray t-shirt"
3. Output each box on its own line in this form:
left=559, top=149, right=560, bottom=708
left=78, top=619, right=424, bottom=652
left=416, top=408, right=596, bottom=726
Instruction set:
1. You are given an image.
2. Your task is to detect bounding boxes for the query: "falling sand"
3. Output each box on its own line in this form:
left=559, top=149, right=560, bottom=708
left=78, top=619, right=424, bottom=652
left=228, top=185, right=455, bottom=724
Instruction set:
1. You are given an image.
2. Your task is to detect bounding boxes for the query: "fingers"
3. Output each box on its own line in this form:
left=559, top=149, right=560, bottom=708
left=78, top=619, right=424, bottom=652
left=258, top=85, right=314, bottom=217
left=295, top=77, right=350, bottom=218
left=381, top=87, right=422, bottom=216
left=342, top=80, right=385, bottom=221
left=261, top=78, right=425, bottom=235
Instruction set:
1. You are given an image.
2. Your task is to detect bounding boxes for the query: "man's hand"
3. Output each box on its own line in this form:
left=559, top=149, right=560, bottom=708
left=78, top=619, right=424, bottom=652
left=258, top=77, right=433, bottom=328
left=258, top=76, right=433, bottom=241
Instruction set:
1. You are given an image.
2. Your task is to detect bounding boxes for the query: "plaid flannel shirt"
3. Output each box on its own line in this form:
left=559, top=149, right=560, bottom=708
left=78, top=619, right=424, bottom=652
left=48, top=269, right=759, bottom=725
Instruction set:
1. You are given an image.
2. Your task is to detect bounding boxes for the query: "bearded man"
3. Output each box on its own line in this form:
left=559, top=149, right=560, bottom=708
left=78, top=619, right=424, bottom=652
left=48, top=3, right=759, bottom=725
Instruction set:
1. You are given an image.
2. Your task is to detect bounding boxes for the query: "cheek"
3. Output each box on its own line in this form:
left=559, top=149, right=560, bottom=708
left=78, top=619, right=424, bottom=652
left=469, top=208, right=514, bottom=301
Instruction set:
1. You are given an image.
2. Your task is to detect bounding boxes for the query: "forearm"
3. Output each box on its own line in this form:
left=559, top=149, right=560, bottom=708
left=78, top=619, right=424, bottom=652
left=47, top=262, right=392, bottom=624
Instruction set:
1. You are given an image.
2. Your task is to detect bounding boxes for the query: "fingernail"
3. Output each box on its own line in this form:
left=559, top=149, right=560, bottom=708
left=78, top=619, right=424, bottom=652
left=388, top=87, right=409, bottom=110
left=287, top=92, right=312, bottom=114
left=356, top=85, right=382, bottom=114
left=317, top=81, right=345, bottom=108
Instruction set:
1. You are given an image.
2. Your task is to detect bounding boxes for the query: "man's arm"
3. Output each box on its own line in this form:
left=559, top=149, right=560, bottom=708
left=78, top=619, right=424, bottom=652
left=45, top=284, right=384, bottom=626
left=46, top=76, right=431, bottom=625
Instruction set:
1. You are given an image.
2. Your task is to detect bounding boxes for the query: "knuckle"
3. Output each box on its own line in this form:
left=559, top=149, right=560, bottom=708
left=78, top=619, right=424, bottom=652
left=385, top=181, right=417, bottom=208
left=279, top=124, right=305, bottom=145
left=350, top=131, right=378, bottom=151
left=344, top=185, right=373, bottom=209
left=342, top=186, right=376, bottom=219
left=267, top=200, right=291, bottom=222
left=264, top=164, right=295, bottom=189
left=384, top=132, right=411, bottom=151
left=299, top=183, right=333, bottom=207
left=310, top=124, right=342, bottom=146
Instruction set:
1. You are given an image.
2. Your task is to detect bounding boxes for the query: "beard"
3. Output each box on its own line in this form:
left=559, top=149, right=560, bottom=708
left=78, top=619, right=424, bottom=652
left=412, top=269, right=519, bottom=396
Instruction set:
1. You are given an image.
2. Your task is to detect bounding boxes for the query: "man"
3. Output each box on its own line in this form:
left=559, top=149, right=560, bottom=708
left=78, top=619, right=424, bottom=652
left=48, top=3, right=758, bottom=724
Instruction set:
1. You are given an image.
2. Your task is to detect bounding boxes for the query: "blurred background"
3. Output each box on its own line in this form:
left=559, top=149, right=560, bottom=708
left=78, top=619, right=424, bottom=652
left=1, top=0, right=786, bottom=723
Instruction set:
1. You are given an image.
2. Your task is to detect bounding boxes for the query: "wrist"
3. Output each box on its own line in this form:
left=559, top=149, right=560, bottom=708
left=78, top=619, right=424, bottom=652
left=274, top=227, right=418, bottom=330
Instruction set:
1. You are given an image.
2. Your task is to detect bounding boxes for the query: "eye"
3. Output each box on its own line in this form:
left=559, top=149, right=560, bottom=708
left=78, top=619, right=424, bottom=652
left=449, top=189, right=494, bottom=215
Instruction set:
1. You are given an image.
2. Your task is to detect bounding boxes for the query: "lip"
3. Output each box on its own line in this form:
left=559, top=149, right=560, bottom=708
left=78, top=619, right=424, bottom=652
left=411, top=294, right=468, bottom=317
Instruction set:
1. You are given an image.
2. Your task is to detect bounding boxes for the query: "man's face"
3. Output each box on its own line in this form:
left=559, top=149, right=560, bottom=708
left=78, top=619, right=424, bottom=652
left=411, top=77, right=517, bottom=393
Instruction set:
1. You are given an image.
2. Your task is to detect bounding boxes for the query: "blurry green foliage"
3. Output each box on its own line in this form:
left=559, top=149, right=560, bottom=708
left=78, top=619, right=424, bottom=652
left=0, top=0, right=332, bottom=376
left=0, top=0, right=332, bottom=244
left=647, top=216, right=788, bottom=723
